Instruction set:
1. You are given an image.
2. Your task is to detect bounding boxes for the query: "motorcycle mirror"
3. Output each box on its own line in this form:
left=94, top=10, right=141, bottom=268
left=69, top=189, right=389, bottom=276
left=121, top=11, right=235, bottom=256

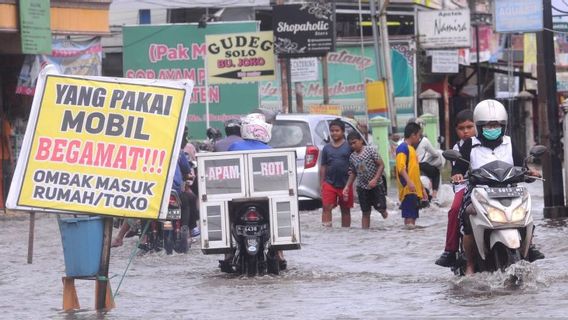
left=529, top=145, right=547, bottom=158
left=442, top=149, right=462, bottom=162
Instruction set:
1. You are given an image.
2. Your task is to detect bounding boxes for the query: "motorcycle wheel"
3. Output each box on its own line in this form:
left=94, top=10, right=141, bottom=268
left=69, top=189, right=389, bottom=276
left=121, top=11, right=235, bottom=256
left=164, top=230, right=174, bottom=255
left=493, top=243, right=521, bottom=271
left=245, top=254, right=258, bottom=277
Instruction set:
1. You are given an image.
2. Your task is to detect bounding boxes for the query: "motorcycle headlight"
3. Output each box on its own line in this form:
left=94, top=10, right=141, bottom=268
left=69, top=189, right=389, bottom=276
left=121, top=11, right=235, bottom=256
left=486, top=206, right=507, bottom=223
left=511, top=198, right=529, bottom=222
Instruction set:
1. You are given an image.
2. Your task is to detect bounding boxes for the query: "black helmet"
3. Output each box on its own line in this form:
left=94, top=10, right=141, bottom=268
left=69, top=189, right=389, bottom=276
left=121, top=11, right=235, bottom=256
left=224, top=119, right=241, bottom=137
left=206, top=127, right=222, bottom=141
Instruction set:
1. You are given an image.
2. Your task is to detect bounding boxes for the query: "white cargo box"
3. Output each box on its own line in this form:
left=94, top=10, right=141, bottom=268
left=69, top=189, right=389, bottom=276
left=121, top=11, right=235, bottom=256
left=197, top=149, right=300, bottom=254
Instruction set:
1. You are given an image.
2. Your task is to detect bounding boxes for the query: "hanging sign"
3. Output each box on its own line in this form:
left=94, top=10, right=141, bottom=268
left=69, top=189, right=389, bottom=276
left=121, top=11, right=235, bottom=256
left=7, top=66, right=194, bottom=219
left=431, top=50, right=459, bottom=73
left=417, top=9, right=470, bottom=49
left=19, top=0, right=52, bottom=54
left=206, top=31, right=275, bottom=84
left=273, top=3, right=335, bottom=56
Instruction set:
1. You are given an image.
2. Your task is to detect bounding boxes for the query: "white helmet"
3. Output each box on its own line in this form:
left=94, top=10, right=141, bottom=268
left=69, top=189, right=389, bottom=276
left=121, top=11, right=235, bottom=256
left=473, top=99, right=508, bottom=126
left=241, top=113, right=273, bottom=143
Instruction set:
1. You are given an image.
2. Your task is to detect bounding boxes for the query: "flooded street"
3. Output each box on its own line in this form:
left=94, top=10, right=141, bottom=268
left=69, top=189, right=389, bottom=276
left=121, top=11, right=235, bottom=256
left=1, top=180, right=567, bottom=319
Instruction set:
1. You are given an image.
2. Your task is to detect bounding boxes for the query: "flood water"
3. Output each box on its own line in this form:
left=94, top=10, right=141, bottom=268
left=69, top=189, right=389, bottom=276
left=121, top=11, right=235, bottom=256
left=1, top=180, right=567, bottom=319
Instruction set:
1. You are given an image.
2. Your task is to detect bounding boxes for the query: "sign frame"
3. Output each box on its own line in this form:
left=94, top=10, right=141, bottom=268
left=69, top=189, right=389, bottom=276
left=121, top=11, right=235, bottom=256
left=19, top=0, right=52, bottom=54
left=494, top=0, right=543, bottom=33
left=273, top=3, right=336, bottom=57
left=206, top=31, right=275, bottom=84
left=7, top=66, right=194, bottom=220
left=417, top=9, right=471, bottom=49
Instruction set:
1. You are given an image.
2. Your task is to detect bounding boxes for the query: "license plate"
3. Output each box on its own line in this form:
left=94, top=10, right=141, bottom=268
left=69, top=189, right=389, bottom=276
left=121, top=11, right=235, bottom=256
left=485, top=187, right=524, bottom=198
left=237, top=225, right=258, bottom=233
left=166, top=209, right=181, bottom=220
left=236, top=225, right=259, bottom=235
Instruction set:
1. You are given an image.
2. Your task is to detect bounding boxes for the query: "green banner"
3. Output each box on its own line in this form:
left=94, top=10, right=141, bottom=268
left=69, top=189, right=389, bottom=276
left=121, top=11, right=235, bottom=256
left=260, top=43, right=415, bottom=121
left=19, top=0, right=52, bottom=54
left=123, top=22, right=260, bottom=139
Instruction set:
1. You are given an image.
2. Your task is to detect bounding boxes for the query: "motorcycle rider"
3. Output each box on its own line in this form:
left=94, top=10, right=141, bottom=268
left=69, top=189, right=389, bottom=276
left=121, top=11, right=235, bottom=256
left=225, top=113, right=287, bottom=269
left=214, top=119, right=243, bottom=152
left=435, top=109, right=476, bottom=267
left=454, top=99, right=544, bottom=275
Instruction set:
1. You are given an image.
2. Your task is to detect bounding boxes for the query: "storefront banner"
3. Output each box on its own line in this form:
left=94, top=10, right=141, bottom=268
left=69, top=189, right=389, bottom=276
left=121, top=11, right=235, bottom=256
left=494, top=0, right=543, bottom=33
left=111, top=0, right=269, bottom=9
left=16, top=37, right=102, bottom=96
left=260, top=43, right=415, bottom=123
left=417, top=10, right=471, bottom=49
left=273, top=3, right=335, bottom=56
left=206, top=31, right=275, bottom=84
left=524, top=33, right=537, bottom=77
left=7, top=67, right=194, bottom=220
left=123, top=23, right=259, bottom=139
left=309, top=104, right=341, bottom=115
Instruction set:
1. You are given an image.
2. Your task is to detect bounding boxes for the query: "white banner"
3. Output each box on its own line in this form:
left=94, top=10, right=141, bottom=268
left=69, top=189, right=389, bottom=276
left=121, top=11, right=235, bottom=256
left=417, top=10, right=470, bottom=49
left=432, top=50, right=459, bottom=73
left=291, top=57, right=319, bottom=82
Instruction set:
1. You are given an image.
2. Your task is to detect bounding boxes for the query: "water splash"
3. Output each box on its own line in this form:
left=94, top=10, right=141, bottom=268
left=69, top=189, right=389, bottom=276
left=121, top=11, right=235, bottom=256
left=450, top=261, right=546, bottom=297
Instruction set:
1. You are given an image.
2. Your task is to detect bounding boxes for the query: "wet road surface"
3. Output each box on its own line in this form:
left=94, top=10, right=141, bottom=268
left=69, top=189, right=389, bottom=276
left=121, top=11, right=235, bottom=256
left=0, top=180, right=567, bottom=319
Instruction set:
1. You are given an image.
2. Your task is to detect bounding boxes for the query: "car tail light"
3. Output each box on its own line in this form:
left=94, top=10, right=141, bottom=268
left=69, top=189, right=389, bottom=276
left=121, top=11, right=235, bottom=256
left=305, top=145, right=319, bottom=169
left=243, top=207, right=262, bottom=222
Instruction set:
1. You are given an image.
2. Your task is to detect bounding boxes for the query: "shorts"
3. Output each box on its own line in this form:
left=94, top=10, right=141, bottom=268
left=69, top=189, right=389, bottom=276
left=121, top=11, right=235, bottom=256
left=400, top=194, right=420, bottom=219
left=322, top=181, right=354, bottom=208
left=357, top=185, right=386, bottom=213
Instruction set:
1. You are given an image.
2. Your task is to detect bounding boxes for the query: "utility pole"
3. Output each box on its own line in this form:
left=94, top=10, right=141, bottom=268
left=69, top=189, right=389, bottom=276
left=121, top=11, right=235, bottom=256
left=537, top=0, right=568, bottom=218
left=276, top=0, right=290, bottom=113
left=378, top=0, right=396, bottom=129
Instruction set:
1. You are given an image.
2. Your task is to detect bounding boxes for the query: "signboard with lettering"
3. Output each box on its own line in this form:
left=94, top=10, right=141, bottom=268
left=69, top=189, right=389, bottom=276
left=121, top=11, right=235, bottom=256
left=273, top=3, right=335, bottom=57
left=206, top=31, right=275, bottom=84
left=431, top=50, right=459, bottom=73
left=123, top=22, right=259, bottom=139
left=417, top=9, right=470, bottom=49
left=7, top=67, right=194, bottom=219
left=19, top=0, right=52, bottom=54
left=291, top=57, right=319, bottom=82
left=494, top=0, right=543, bottom=33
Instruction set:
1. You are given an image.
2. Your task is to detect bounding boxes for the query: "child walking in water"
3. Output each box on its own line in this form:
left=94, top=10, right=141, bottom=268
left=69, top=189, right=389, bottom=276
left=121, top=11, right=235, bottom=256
left=320, top=118, right=353, bottom=227
left=396, top=122, right=424, bottom=227
left=344, top=131, right=388, bottom=229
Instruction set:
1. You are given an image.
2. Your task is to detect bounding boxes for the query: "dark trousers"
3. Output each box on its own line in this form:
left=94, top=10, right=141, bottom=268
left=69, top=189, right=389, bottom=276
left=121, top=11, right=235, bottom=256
left=419, top=162, right=440, bottom=191
left=180, top=190, right=199, bottom=229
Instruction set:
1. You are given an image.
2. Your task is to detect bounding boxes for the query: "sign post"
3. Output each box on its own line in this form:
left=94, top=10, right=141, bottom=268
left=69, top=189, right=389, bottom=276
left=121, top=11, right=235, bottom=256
left=273, top=2, right=335, bottom=109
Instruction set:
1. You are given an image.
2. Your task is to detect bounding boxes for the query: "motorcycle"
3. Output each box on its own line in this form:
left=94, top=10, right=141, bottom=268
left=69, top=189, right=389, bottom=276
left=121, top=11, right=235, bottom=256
left=138, top=190, right=189, bottom=255
left=218, top=198, right=281, bottom=276
left=198, top=149, right=301, bottom=277
left=442, top=145, right=546, bottom=275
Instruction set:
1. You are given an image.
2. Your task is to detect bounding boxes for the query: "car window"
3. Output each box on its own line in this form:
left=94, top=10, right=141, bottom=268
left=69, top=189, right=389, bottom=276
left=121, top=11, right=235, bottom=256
left=343, top=121, right=357, bottom=137
left=268, top=120, right=312, bottom=148
left=314, top=120, right=329, bottom=146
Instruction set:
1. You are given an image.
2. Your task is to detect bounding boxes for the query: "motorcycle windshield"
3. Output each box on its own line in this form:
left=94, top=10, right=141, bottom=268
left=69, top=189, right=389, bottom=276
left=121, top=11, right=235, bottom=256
left=471, top=160, right=525, bottom=185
